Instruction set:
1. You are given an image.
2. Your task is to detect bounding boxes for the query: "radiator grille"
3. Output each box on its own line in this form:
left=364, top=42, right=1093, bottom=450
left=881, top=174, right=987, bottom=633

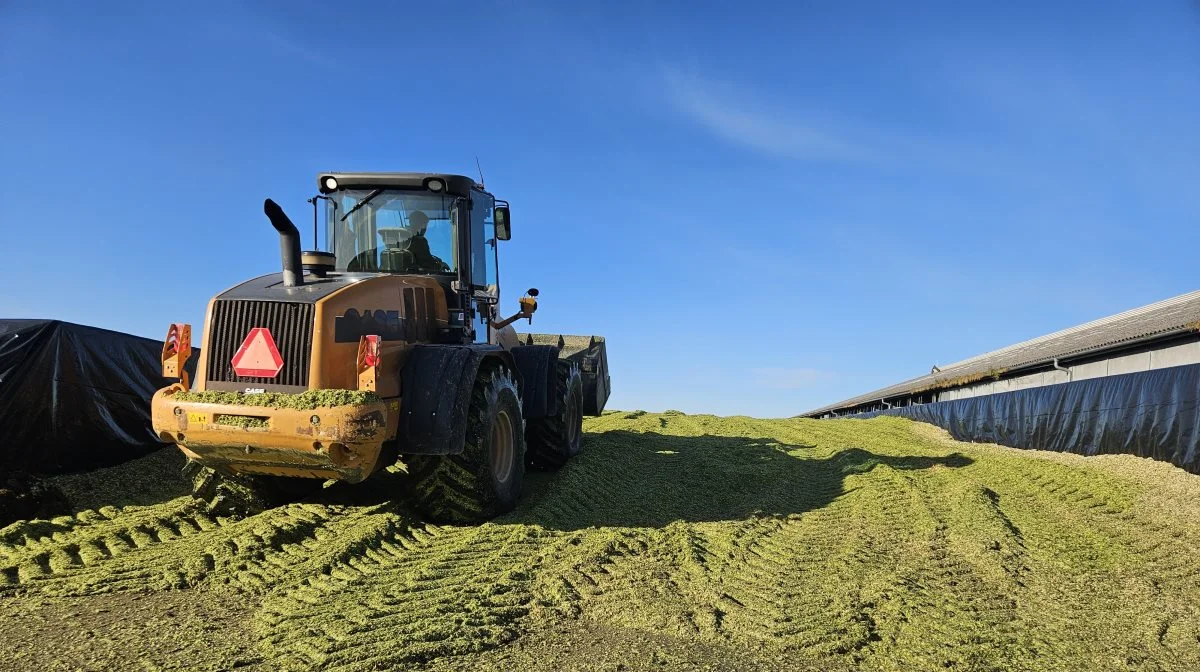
left=205, top=300, right=314, bottom=388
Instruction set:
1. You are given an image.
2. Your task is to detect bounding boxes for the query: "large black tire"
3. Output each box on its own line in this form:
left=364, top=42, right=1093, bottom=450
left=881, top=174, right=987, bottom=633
left=405, top=361, right=526, bottom=523
left=182, top=459, right=322, bottom=517
left=526, top=359, right=584, bottom=471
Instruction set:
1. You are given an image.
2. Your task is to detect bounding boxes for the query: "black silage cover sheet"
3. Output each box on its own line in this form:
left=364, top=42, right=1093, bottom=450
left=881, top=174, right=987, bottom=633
left=0, top=319, right=198, bottom=474
left=855, top=363, right=1200, bottom=474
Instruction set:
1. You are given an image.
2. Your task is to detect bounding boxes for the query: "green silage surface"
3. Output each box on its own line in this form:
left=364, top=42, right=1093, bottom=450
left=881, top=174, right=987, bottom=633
left=213, top=414, right=270, bottom=429
left=2, top=413, right=1200, bottom=671
left=171, top=389, right=380, bottom=409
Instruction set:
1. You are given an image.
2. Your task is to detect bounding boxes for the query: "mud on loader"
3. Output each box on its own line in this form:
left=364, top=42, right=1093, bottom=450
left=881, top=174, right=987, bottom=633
left=151, top=172, right=610, bottom=521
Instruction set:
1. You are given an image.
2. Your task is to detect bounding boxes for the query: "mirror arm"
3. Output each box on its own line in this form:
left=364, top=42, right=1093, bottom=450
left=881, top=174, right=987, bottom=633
left=491, top=313, right=518, bottom=330
left=491, top=310, right=529, bottom=330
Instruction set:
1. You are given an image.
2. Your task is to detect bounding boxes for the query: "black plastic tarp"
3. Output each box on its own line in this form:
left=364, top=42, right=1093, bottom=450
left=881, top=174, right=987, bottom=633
left=0, top=319, right=199, bottom=474
left=852, top=363, right=1200, bottom=475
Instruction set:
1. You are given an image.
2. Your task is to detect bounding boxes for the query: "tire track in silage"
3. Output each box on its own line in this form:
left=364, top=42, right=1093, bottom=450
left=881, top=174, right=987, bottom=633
left=258, top=522, right=552, bottom=672
left=524, top=415, right=734, bottom=639
left=665, top=446, right=1033, bottom=671
left=523, top=419, right=899, bottom=655
left=1019, top=467, right=1200, bottom=584
left=902, top=421, right=1200, bottom=668
left=260, top=420, right=725, bottom=669
left=656, top=454, right=855, bottom=647
left=254, top=439, right=653, bottom=671
left=869, top=472, right=1031, bottom=671
left=515, top=423, right=688, bottom=625
left=520, top=430, right=646, bottom=531
left=982, top=463, right=1200, bottom=668
left=0, top=496, right=428, bottom=598
left=714, top=461, right=927, bottom=660
left=0, top=498, right=215, bottom=592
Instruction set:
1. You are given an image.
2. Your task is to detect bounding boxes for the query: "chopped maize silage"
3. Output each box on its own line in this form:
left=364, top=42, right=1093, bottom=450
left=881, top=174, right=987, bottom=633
left=2, top=413, right=1199, bottom=672
left=170, top=389, right=379, bottom=409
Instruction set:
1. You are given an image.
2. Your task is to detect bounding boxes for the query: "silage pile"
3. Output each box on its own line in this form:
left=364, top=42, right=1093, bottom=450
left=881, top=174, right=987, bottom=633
left=1, top=412, right=1199, bottom=672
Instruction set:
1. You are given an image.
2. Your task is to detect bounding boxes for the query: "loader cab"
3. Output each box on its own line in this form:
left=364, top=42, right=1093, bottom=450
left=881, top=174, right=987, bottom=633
left=321, top=186, right=457, bottom=275
left=313, top=172, right=510, bottom=343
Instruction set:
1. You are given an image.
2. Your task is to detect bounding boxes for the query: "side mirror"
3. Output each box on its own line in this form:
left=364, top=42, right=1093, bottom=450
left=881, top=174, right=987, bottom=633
left=494, top=205, right=511, bottom=240
left=519, top=288, right=538, bottom=323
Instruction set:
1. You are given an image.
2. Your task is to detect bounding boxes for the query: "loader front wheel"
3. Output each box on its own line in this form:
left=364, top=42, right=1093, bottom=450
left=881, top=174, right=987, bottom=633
left=405, top=361, right=526, bottom=523
left=182, top=459, right=321, bottom=517
left=526, top=359, right=584, bottom=470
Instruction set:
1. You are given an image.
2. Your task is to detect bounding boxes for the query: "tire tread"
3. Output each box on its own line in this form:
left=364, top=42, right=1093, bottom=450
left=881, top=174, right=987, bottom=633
left=527, top=359, right=584, bottom=471
left=406, top=360, right=525, bottom=523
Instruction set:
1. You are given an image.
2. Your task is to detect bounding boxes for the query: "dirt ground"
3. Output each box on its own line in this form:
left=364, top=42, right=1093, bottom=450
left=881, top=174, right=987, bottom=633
left=3, top=412, right=1200, bottom=671
left=0, top=589, right=262, bottom=671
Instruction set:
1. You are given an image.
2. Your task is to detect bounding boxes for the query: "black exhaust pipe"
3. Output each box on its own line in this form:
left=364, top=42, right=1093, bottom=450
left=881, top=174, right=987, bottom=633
left=264, top=198, right=305, bottom=287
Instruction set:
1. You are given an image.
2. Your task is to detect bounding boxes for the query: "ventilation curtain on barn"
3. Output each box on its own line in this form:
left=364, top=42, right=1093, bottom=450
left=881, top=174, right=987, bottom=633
left=854, top=364, right=1200, bottom=475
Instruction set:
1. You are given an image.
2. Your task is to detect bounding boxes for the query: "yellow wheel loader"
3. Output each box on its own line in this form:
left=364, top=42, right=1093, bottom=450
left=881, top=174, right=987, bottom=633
left=150, top=172, right=610, bottom=521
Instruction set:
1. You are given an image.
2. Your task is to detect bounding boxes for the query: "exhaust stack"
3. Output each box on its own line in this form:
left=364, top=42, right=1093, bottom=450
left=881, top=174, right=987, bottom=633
left=264, top=198, right=305, bottom=287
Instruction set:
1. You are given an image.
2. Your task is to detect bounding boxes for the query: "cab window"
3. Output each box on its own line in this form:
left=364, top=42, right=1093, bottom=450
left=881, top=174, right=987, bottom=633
left=325, top=189, right=457, bottom=274
left=470, top=189, right=498, bottom=293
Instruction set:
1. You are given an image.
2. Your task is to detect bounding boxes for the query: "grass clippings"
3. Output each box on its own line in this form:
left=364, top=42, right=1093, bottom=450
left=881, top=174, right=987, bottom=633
left=2, top=413, right=1199, bottom=671
left=170, top=389, right=380, bottom=410
left=212, top=414, right=269, bottom=429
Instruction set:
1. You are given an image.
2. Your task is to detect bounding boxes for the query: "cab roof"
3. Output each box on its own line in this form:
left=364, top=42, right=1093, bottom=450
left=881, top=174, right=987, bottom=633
left=316, top=172, right=482, bottom=198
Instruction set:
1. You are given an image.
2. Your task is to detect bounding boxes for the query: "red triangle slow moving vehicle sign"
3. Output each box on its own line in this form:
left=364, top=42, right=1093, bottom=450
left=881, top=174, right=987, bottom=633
left=231, top=327, right=285, bottom=378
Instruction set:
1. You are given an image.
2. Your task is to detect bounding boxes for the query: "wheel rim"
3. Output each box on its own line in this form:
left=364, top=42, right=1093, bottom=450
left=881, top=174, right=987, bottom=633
left=490, top=409, right=515, bottom=484
left=567, top=392, right=582, bottom=449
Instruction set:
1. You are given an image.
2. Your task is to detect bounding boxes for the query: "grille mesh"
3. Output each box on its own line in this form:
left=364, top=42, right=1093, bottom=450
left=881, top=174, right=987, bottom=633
left=205, top=300, right=314, bottom=388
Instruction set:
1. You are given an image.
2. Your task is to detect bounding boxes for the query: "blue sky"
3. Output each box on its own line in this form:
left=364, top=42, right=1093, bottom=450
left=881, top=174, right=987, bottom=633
left=3, top=1, right=1199, bottom=418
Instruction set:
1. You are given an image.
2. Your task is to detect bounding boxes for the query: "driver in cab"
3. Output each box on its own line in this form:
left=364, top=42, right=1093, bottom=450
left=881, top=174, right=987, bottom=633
left=401, top=210, right=444, bottom=271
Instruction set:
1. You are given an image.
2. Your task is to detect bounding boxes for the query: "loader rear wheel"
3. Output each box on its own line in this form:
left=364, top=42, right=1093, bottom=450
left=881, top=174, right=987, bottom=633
left=182, top=459, right=321, bottom=517
left=526, top=359, right=584, bottom=471
left=405, top=361, right=526, bottom=523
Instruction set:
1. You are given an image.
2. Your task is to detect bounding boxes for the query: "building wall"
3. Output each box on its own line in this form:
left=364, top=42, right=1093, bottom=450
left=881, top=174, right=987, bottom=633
left=935, top=339, right=1200, bottom=402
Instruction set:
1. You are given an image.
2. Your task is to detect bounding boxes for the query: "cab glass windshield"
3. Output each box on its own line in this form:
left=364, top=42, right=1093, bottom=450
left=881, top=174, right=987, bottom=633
left=324, top=189, right=458, bottom=274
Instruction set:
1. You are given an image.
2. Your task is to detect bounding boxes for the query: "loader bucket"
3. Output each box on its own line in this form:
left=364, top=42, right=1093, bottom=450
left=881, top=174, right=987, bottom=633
left=517, top=333, right=610, bottom=416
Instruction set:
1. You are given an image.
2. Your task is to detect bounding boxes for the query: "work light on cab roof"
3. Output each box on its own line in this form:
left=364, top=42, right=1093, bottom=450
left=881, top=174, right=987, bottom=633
left=148, top=169, right=611, bottom=525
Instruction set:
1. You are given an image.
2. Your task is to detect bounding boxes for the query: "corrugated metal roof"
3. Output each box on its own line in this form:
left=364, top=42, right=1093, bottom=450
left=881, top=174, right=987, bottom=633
left=801, top=289, right=1200, bottom=417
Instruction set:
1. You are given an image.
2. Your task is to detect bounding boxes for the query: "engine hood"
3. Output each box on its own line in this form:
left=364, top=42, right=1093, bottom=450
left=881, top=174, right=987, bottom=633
left=216, top=272, right=385, bottom=304
left=202, top=270, right=451, bottom=393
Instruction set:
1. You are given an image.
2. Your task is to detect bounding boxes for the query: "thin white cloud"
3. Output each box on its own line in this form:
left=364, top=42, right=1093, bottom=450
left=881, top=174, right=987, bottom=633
left=661, top=68, right=874, bottom=163
left=201, top=4, right=336, bottom=72
left=655, top=64, right=1040, bottom=182
left=261, top=29, right=335, bottom=71
left=749, top=367, right=831, bottom=390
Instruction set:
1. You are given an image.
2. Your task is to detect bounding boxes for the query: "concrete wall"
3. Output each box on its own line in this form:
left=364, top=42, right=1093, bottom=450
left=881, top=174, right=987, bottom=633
left=1150, top=340, right=1200, bottom=368
left=936, top=340, right=1200, bottom=402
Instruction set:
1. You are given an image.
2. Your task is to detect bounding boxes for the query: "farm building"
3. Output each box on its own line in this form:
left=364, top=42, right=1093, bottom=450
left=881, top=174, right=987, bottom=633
left=800, top=290, right=1200, bottom=473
